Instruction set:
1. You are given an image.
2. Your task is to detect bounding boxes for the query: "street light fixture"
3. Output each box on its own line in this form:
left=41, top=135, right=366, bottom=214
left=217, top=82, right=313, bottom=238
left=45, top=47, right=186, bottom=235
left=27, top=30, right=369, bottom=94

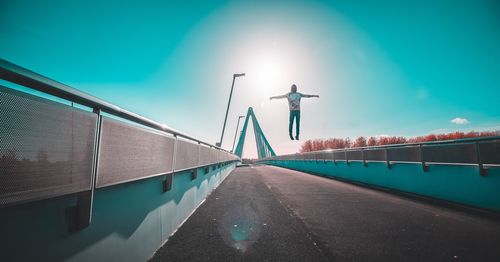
left=217, top=73, right=245, bottom=147
left=231, top=115, right=246, bottom=152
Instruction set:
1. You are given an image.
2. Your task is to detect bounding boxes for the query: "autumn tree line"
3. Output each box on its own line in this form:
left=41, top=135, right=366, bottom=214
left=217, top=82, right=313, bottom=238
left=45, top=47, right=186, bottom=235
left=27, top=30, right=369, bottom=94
left=299, top=131, right=500, bottom=153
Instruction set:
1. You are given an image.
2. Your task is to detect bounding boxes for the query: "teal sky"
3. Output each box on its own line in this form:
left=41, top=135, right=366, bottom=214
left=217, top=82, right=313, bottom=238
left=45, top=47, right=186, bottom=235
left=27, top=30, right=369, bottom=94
left=1, top=0, right=499, bottom=157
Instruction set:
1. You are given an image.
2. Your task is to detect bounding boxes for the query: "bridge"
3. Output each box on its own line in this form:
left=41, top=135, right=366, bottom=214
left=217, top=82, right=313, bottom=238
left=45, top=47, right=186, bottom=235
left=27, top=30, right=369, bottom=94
left=1, top=59, right=500, bottom=261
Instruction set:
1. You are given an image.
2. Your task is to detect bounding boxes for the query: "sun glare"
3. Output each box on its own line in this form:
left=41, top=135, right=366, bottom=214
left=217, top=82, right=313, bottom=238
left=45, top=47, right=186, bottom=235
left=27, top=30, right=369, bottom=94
left=255, top=57, right=280, bottom=83
left=250, top=55, right=286, bottom=97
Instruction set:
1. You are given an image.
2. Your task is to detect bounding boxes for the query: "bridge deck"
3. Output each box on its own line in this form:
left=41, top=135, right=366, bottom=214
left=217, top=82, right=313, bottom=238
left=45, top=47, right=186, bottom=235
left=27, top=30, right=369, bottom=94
left=150, top=165, right=500, bottom=261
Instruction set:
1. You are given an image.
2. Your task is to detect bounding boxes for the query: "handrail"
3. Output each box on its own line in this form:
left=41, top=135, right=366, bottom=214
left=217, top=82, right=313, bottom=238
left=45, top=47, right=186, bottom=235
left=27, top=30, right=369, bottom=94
left=290, top=135, right=500, bottom=155
left=258, top=134, right=499, bottom=177
left=0, top=58, right=226, bottom=151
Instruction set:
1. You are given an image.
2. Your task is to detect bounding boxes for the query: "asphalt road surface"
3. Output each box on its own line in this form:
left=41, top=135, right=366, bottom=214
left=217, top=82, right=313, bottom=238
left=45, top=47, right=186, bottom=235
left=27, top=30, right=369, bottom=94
left=150, top=165, right=500, bottom=262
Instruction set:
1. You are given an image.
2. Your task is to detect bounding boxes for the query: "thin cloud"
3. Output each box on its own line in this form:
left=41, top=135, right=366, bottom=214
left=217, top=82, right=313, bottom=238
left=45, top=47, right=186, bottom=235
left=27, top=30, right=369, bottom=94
left=450, top=117, right=470, bottom=125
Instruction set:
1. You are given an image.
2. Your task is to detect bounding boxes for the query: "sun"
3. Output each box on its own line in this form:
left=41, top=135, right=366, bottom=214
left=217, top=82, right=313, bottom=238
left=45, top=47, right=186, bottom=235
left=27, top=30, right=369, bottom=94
left=250, top=55, right=285, bottom=96
left=255, top=57, right=280, bottom=83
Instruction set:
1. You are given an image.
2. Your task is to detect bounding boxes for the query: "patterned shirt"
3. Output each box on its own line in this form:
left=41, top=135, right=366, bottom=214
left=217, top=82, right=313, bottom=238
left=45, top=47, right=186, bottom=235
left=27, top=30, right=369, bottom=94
left=287, top=92, right=304, bottom=111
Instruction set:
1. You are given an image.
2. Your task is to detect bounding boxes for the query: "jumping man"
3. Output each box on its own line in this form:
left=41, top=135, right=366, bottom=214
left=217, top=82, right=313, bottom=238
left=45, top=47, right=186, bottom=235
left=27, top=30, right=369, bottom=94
left=270, top=84, right=319, bottom=140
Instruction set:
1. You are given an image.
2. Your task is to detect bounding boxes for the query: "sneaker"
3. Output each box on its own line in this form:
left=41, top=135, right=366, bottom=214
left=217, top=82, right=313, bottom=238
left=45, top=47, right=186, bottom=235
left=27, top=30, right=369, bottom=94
left=289, top=134, right=294, bottom=140
left=295, top=135, right=299, bottom=140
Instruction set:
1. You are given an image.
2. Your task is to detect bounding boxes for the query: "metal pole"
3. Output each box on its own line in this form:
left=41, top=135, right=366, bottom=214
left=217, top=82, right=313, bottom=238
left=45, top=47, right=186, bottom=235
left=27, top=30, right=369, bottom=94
left=218, top=76, right=235, bottom=147
left=231, top=115, right=245, bottom=152
left=218, top=73, right=245, bottom=147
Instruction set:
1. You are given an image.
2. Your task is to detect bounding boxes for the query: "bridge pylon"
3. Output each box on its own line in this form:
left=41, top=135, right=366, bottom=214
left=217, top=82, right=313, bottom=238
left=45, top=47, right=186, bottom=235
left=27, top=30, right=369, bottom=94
left=234, top=107, right=276, bottom=159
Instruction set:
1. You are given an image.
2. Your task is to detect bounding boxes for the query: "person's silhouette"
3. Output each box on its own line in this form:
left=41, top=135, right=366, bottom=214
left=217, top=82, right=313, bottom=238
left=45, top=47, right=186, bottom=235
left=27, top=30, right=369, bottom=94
left=270, top=84, right=319, bottom=140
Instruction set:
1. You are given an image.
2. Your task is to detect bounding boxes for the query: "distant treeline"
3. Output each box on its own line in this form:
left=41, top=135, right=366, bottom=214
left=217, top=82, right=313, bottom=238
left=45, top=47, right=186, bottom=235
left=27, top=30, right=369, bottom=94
left=0, top=149, right=87, bottom=194
left=299, top=131, right=500, bottom=153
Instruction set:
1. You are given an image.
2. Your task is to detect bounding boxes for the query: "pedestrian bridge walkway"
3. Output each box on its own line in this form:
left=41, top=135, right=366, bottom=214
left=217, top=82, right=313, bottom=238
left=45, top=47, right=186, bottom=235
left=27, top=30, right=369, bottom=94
left=1, top=59, right=500, bottom=261
left=151, top=165, right=500, bottom=262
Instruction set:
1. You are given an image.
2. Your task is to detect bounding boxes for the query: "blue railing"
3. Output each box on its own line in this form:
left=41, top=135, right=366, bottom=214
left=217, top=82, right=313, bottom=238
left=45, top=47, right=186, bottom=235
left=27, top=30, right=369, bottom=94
left=0, top=58, right=240, bottom=231
left=259, top=136, right=500, bottom=176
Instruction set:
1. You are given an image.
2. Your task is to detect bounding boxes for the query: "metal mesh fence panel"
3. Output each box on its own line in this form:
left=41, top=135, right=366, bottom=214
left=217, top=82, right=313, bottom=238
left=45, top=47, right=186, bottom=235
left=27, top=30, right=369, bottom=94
left=346, top=150, right=363, bottom=161
left=387, top=146, right=421, bottom=162
left=174, top=139, right=199, bottom=171
left=97, top=117, right=174, bottom=187
left=316, top=151, right=334, bottom=160
left=199, top=146, right=212, bottom=166
left=0, top=86, right=96, bottom=206
left=478, top=140, right=500, bottom=165
left=423, top=143, right=477, bottom=164
left=364, top=148, right=386, bottom=161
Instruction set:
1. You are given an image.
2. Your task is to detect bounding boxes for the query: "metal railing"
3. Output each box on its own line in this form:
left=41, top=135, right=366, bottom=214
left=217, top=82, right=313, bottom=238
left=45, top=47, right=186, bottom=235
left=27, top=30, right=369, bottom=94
left=0, top=59, right=239, bottom=231
left=258, top=136, right=500, bottom=176
left=0, top=59, right=224, bottom=149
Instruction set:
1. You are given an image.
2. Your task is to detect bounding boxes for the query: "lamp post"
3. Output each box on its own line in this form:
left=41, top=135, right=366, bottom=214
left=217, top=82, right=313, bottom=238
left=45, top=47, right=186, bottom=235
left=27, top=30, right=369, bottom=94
left=231, top=115, right=245, bottom=152
left=217, top=73, right=245, bottom=147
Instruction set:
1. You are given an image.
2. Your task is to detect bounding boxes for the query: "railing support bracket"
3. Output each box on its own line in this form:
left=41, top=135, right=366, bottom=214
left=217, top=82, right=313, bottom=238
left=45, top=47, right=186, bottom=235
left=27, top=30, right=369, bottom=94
left=362, top=150, right=367, bottom=167
left=65, top=109, right=102, bottom=233
left=162, top=173, right=173, bottom=192
left=476, top=142, right=488, bottom=176
left=191, top=168, right=198, bottom=180
left=345, top=150, right=350, bottom=166
left=385, top=149, right=392, bottom=169
left=420, top=145, right=429, bottom=172
left=65, top=190, right=93, bottom=233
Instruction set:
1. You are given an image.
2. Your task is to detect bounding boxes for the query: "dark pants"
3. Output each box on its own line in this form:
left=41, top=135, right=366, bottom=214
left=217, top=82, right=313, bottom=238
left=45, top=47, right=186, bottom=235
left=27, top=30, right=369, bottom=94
left=289, top=110, right=301, bottom=137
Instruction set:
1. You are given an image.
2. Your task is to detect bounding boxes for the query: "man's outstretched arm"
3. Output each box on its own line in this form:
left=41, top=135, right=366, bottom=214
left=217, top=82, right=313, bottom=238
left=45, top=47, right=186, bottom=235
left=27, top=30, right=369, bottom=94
left=301, top=94, right=320, bottom=98
left=270, top=94, right=288, bottom=100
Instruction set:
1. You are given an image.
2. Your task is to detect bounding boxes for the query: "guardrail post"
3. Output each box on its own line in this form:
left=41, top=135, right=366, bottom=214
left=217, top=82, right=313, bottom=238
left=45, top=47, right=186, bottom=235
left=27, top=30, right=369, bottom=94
left=191, top=169, right=198, bottom=180
left=362, top=149, right=367, bottom=167
left=209, top=146, right=216, bottom=171
left=163, top=174, right=173, bottom=192
left=192, top=142, right=201, bottom=181
left=475, top=141, right=487, bottom=176
left=203, top=145, right=209, bottom=174
left=345, top=149, right=350, bottom=166
left=385, top=148, right=392, bottom=169
left=163, top=135, right=177, bottom=192
left=65, top=108, right=102, bottom=233
left=420, top=144, right=429, bottom=172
